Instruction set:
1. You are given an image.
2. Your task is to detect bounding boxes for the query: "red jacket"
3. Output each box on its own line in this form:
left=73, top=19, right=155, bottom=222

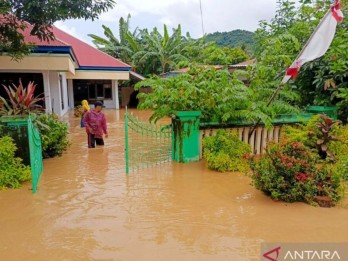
left=83, top=110, right=107, bottom=138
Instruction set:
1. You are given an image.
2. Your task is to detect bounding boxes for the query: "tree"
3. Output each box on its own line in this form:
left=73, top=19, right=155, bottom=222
left=135, top=66, right=298, bottom=125
left=89, top=14, right=140, bottom=65
left=0, top=0, right=116, bottom=59
left=252, top=0, right=348, bottom=113
left=133, top=24, right=188, bottom=74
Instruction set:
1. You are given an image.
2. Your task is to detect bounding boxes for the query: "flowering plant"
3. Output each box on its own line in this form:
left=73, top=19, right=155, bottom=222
left=0, top=81, right=44, bottom=116
left=250, top=138, right=342, bottom=207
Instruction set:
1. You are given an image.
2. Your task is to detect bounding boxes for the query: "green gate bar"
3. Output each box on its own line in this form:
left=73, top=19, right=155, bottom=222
left=124, top=109, right=172, bottom=173
left=125, top=108, right=130, bottom=175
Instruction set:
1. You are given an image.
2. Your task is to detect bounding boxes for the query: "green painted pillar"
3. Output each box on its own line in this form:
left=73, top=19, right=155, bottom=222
left=172, top=111, right=201, bottom=163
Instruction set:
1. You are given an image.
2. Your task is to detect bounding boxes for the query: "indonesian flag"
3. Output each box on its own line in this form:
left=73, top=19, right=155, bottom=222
left=281, top=0, right=344, bottom=84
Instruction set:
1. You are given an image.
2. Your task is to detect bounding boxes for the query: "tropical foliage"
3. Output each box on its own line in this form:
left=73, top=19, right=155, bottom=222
left=0, top=136, right=31, bottom=189
left=0, top=81, right=44, bottom=116
left=250, top=138, right=343, bottom=207
left=135, top=66, right=298, bottom=124
left=89, top=15, right=249, bottom=75
left=253, top=0, right=348, bottom=120
left=36, top=113, right=70, bottom=159
left=203, top=130, right=251, bottom=172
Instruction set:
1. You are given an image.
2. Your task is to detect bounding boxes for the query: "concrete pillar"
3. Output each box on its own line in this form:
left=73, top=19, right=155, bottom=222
left=112, top=80, right=119, bottom=110
left=67, top=79, right=74, bottom=109
left=42, top=71, right=52, bottom=113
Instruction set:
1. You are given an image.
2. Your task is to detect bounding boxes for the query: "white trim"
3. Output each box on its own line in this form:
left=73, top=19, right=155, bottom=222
left=66, top=70, right=129, bottom=80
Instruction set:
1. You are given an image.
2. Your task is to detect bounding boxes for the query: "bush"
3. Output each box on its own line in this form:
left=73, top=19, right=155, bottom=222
left=0, top=136, right=31, bottom=189
left=36, top=114, right=70, bottom=158
left=250, top=138, right=343, bottom=207
left=203, top=130, right=251, bottom=172
left=135, top=66, right=298, bottom=125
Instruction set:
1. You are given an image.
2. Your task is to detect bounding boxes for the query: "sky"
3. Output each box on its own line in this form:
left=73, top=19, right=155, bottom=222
left=54, top=0, right=294, bottom=46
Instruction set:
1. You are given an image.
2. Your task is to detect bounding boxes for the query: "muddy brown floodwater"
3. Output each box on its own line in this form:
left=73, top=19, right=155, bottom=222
left=0, top=109, right=347, bottom=261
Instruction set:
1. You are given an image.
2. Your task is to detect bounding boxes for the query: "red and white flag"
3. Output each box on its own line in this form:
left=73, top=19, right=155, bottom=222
left=282, top=0, right=344, bottom=84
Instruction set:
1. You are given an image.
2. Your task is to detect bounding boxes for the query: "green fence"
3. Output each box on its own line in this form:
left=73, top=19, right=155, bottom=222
left=27, top=117, right=43, bottom=193
left=0, top=116, right=43, bottom=193
left=125, top=109, right=172, bottom=174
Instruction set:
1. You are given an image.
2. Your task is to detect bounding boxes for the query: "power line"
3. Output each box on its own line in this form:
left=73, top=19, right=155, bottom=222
left=199, top=0, right=205, bottom=36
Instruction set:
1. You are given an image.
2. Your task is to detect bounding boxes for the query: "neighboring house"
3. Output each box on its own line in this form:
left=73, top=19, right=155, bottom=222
left=0, top=21, right=132, bottom=116
left=160, top=65, right=224, bottom=78
left=228, top=59, right=256, bottom=72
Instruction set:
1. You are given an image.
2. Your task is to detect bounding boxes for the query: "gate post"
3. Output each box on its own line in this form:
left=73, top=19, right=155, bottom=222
left=125, top=107, right=129, bottom=175
left=172, top=111, right=201, bottom=163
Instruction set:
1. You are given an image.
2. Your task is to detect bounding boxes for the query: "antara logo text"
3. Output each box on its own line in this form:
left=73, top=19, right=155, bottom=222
left=263, top=246, right=341, bottom=261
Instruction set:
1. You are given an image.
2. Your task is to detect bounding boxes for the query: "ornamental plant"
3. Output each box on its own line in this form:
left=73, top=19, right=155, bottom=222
left=316, top=114, right=341, bottom=161
left=250, top=138, right=342, bottom=207
left=0, top=81, right=44, bottom=116
left=203, top=129, right=251, bottom=172
left=283, top=114, right=347, bottom=162
left=36, top=113, right=70, bottom=158
left=0, top=136, right=31, bottom=189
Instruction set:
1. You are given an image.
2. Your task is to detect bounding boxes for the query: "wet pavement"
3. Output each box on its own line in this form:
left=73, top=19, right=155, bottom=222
left=0, top=109, right=347, bottom=261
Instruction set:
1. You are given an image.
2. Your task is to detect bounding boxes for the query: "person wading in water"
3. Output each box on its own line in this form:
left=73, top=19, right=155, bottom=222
left=83, top=101, right=108, bottom=148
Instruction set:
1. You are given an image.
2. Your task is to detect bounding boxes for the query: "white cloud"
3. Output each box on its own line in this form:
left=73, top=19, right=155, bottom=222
left=54, top=21, right=92, bottom=44
left=56, top=0, right=301, bottom=45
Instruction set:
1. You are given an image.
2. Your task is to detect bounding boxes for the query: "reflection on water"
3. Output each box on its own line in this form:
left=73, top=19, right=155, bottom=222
left=0, top=109, right=347, bottom=261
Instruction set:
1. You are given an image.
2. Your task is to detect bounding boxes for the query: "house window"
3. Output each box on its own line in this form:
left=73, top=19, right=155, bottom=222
left=87, top=80, right=112, bottom=100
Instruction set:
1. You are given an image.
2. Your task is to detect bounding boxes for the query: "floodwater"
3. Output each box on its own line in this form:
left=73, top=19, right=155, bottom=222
left=0, top=109, right=347, bottom=261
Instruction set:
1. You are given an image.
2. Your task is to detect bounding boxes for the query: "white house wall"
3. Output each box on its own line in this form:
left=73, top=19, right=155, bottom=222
left=60, top=73, right=69, bottom=116
left=48, top=72, right=69, bottom=116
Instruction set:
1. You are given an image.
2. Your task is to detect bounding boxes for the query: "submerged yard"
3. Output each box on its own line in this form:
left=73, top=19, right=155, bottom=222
left=0, top=109, right=347, bottom=261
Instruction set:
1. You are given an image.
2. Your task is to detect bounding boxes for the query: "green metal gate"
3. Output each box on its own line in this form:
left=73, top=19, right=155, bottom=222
left=27, top=117, right=43, bottom=193
left=0, top=116, right=43, bottom=193
left=125, top=109, right=172, bottom=174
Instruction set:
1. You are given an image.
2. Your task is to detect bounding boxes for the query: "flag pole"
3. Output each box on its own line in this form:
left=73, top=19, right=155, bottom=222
left=248, top=6, right=334, bottom=141
left=248, top=83, right=284, bottom=141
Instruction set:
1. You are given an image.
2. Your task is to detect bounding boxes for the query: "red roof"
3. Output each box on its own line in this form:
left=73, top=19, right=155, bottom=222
left=51, top=26, right=131, bottom=69
left=0, top=15, right=67, bottom=47
left=1, top=14, right=131, bottom=69
left=22, top=22, right=68, bottom=47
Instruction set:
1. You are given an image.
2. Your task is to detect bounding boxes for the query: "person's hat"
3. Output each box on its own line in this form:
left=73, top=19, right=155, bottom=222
left=94, top=101, right=105, bottom=107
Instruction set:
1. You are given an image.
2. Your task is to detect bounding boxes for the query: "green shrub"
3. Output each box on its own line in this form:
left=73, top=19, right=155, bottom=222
left=282, top=115, right=321, bottom=148
left=36, top=114, right=70, bottom=158
left=284, top=115, right=348, bottom=162
left=250, top=138, right=343, bottom=206
left=0, top=136, right=31, bottom=189
left=203, top=130, right=251, bottom=172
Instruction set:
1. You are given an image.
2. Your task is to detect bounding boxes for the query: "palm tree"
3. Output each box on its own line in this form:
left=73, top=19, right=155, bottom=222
left=88, top=14, right=140, bottom=65
left=133, top=24, right=188, bottom=74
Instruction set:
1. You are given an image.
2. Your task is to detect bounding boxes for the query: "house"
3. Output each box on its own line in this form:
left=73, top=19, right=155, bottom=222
left=160, top=65, right=224, bottom=78
left=228, top=59, right=256, bottom=72
left=0, top=21, right=132, bottom=116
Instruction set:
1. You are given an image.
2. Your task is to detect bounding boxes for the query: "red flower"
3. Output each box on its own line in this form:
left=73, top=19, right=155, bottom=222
left=292, top=142, right=299, bottom=148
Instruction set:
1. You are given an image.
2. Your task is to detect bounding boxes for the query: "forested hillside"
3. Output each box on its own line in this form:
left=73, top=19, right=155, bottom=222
left=205, top=29, right=254, bottom=49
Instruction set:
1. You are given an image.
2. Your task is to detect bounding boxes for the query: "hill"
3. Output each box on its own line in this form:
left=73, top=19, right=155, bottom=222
left=205, top=29, right=254, bottom=49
